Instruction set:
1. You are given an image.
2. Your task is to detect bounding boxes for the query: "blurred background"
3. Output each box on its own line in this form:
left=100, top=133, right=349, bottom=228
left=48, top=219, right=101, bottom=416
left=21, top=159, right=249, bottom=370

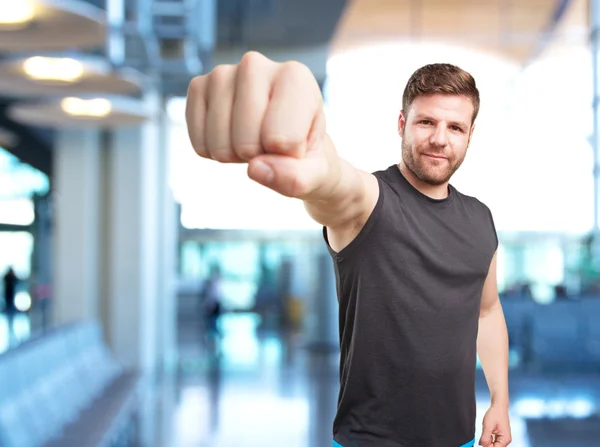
left=0, top=0, right=599, bottom=446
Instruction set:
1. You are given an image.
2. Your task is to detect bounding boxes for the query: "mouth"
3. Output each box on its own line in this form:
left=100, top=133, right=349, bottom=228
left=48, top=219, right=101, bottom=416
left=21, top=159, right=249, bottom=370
left=422, top=153, right=447, bottom=160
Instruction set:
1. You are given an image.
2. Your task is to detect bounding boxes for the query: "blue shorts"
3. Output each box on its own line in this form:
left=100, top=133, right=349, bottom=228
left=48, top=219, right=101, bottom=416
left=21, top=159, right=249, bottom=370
left=333, top=437, right=475, bottom=447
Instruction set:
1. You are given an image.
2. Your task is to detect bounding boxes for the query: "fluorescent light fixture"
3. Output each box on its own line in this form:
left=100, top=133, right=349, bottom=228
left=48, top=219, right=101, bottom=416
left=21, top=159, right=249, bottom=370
left=61, top=97, right=112, bottom=118
left=0, top=1, right=35, bottom=29
left=23, top=57, right=84, bottom=83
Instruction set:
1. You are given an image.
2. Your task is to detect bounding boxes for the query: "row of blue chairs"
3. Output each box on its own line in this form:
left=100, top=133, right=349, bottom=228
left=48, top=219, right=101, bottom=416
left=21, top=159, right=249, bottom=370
left=0, top=320, right=140, bottom=447
left=502, top=299, right=600, bottom=371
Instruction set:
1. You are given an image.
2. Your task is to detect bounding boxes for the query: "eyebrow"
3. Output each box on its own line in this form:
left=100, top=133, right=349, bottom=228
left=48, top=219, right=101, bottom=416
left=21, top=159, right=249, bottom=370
left=414, top=115, right=468, bottom=129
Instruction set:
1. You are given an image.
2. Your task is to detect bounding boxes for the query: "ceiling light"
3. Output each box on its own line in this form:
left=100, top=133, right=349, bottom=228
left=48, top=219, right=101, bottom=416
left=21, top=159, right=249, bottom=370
left=23, top=57, right=84, bottom=83
left=0, top=1, right=35, bottom=30
left=61, top=97, right=112, bottom=118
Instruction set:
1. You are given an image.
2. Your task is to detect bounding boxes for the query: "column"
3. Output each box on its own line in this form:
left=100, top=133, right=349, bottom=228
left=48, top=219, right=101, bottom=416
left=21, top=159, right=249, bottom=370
left=102, top=90, right=177, bottom=378
left=32, top=194, right=53, bottom=331
left=52, top=129, right=101, bottom=324
left=50, top=90, right=178, bottom=381
left=156, top=99, right=179, bottom=373
left=104, top=95, right=161, bottom=374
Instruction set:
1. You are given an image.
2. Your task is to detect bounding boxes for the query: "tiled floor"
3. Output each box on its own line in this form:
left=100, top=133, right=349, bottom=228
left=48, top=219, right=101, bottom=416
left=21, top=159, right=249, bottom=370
left=153, top=313, right=600, bottom=447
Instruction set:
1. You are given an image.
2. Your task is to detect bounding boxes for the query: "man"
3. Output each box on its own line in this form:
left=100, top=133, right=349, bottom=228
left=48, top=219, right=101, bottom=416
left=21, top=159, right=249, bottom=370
left=2, top=267, right=18, bottom=335
left=201, top=264, right=223, bottom=343
left=185, top=52, right=511, bottom=447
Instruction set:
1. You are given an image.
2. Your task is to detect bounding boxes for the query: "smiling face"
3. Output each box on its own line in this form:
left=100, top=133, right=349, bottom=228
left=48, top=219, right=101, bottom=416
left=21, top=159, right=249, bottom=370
left=398, top=93, right=475, bottom=186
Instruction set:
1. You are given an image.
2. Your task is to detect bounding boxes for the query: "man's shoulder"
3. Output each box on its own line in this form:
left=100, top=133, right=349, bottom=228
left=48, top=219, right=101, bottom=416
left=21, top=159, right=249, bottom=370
left=451, top=186, right=497, bottom=247
left=451, top=185, right=492, bottom=214
left=370, top=164, right=397, bottom=180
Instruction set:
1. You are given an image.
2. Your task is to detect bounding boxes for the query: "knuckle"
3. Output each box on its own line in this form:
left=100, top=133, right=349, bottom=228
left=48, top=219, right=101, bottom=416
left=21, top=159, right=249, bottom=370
left=239, top=51, right=266, bottom=69
left=187, top=75, right=205, bottom=97
left=209, top=64, right=235, bottom=86
left=238, top=51, right=276, bottom=80
left=280, top=60, right=313, bottom=80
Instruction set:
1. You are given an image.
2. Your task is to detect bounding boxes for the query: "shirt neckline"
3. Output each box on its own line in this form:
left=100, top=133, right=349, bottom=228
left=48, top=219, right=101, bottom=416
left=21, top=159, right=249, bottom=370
left=390, top=164, right=455, bottom=207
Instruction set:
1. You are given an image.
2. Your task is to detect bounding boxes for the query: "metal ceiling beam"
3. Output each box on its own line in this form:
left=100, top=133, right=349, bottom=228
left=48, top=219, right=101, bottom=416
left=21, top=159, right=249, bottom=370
left=524, top=0, right=573, bottom=66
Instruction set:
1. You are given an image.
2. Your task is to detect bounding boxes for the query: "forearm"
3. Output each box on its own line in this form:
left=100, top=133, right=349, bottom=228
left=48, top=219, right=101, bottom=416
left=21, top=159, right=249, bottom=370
left=303, top=138, right=370, bottom=228
left=477, top=301, right=510, bottom=408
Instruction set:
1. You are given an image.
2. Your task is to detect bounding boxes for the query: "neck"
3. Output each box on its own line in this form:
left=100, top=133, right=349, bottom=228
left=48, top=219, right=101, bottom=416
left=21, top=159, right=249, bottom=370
left=398, top=162, right=450, bottom=200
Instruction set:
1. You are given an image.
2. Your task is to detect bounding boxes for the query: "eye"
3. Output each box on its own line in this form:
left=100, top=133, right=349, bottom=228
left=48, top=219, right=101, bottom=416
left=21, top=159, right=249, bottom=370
left=419, top=120, right=433, bottom=125
left=450, top=125, right=463, bottom=132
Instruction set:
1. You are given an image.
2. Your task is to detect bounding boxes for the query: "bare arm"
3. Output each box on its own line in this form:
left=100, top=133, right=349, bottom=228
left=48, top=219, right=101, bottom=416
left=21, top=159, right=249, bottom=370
left=302, top=137, right=378, bottom=223
left=301, top=136, right=379, bottom=252
left=477, top=250, right=510, bottom=408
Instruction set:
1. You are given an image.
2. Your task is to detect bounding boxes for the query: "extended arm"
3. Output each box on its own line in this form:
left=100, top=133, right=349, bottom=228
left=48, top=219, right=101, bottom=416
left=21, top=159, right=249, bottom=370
left=302, top=136, right=379, bottom=247
left=185, top=51, right=378, bottom=249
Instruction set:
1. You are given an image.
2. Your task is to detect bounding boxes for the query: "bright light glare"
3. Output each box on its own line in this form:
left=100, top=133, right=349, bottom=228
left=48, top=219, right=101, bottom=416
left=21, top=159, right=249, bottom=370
left=14, top=291, right=32, bottom=312
left=61, top=97, right=112, bottom=118
left=512, top=396, right=596, bottom=419
left=170, top=120, right=319, bottom=230
left=167, top=97, right=186, bottom=123
left=326, top=42, right=594, bottom=234
left=0, top=1, right=35, bottom=28
left=23, top=57, right=84, bottom=83
left=0, top=198, right=34, bottom=226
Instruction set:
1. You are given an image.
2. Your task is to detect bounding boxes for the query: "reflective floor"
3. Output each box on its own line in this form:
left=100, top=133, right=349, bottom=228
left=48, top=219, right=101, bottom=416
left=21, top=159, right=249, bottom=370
left=2, top=311, right=599, bottom=447
left=0, top=312, right=32, bottom=352
left=151, top=313, right=600, bottom=447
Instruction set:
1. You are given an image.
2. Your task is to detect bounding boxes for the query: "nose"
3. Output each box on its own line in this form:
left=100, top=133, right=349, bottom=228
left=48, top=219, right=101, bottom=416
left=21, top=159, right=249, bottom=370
left=429, top=124, right=448, bottom=147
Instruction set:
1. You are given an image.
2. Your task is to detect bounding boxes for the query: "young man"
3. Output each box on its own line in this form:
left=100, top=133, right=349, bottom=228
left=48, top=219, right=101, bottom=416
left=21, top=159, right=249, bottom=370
left=186, top=51, right=512, bottom=447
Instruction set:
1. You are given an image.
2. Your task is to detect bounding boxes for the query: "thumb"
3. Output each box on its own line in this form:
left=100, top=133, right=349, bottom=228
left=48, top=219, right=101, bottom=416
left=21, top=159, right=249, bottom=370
left=247, top=153, right=326, bottom=198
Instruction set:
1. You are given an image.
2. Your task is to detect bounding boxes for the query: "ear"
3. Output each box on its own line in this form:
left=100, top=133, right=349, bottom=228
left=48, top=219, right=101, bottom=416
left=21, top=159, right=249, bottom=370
left=398, top=110, right=407, bottom=138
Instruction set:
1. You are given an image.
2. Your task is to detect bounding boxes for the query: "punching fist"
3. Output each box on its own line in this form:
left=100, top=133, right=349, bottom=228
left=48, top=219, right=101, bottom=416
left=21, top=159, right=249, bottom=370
left=185, top=51, right=337, bottom=200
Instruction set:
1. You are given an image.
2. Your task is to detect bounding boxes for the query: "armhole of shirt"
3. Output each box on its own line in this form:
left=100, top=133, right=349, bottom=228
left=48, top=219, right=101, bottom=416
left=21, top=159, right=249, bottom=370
left=322, top=174, right=386, bottom=262
left=485, top=204, right=499, bottom=251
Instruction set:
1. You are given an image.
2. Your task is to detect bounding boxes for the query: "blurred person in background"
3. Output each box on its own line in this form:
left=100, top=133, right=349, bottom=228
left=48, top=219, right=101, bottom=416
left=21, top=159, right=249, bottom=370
left=2, top=267, right=18, bottom=336
left=186, top=52, right=511, bottom=447
left=201, top=264, right=223, bottom=354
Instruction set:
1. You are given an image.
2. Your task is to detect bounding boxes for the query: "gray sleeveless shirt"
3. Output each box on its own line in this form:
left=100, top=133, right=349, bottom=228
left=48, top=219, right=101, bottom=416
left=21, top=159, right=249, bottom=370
left=324, top=164, right=498, bottom=447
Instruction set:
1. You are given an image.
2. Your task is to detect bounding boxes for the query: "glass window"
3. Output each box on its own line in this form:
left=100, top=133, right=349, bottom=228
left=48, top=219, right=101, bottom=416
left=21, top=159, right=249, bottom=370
left=0, top=147, right=49, bottom=201
left=0, top=232, right=34, bottom=278
left=0, top=198, right=34, bottom=225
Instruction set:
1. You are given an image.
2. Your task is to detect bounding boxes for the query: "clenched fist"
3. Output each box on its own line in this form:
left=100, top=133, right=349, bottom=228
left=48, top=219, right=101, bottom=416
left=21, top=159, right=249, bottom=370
left=185, top=51, right=339, bottom=200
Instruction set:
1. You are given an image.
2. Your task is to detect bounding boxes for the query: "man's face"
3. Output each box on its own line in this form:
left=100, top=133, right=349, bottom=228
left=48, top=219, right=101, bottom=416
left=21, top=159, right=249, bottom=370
left=398, top=94, right=475, bottom=186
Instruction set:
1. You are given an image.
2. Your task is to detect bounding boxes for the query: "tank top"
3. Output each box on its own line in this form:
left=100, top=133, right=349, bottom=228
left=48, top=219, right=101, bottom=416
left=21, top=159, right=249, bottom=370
left=323, top=164, right=498, bottom=446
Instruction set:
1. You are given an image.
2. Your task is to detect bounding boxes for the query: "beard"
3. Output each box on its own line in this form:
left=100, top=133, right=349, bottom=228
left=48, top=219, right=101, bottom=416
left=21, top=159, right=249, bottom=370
left=401, top=139, right=465, bottom=186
